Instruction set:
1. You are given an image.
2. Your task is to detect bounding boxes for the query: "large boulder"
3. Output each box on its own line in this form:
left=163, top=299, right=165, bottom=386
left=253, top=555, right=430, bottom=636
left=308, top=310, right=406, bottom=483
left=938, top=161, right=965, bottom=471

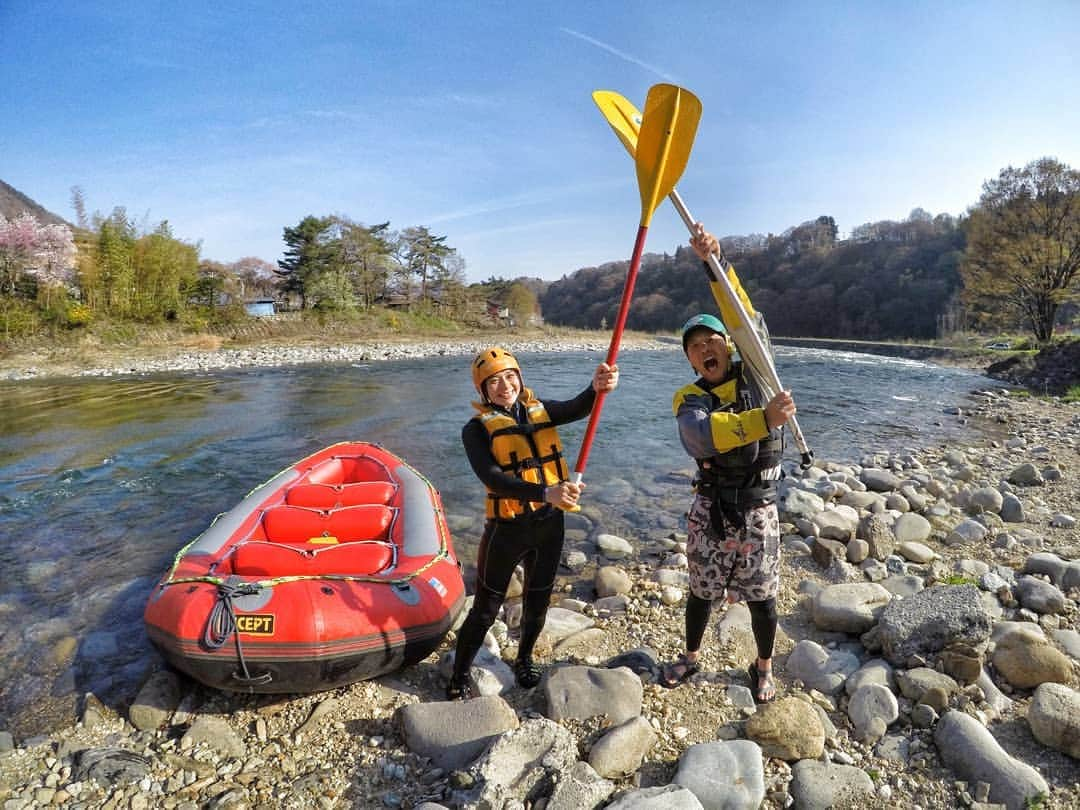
left=876, top=584, right=992, bottom=666
left=934, top=710, right=1048, bottom=810
left=397, top=695, right=519, bottom=770
left=1027, top=683, right=1080, bottom=759
left=811, top=582, right=892, bottom=634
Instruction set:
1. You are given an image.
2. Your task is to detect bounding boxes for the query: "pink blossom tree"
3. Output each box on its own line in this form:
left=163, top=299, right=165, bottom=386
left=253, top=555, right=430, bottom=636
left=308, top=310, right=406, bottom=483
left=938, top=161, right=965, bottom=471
left=0, top=214, right=77, bottom=300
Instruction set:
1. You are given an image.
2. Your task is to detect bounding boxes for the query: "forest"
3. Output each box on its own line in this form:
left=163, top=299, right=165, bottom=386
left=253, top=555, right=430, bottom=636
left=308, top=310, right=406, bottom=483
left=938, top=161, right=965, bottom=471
left=540, top=211, right=968, bottom=340
left=0, top=158, right=1077, bottom=346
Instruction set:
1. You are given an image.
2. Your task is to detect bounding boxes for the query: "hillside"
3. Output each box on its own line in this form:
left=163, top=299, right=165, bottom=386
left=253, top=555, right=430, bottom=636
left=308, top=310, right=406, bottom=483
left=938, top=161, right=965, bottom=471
left=0, top=178, right=70, bottom=226
left=540, top=214, right=966, bottom=341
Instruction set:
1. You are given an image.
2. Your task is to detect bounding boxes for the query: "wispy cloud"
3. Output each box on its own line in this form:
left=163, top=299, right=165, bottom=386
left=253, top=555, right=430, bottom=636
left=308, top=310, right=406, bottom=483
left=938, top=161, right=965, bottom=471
left=455, top=216, right=582, bottom=241
left=425, top=179, right=626, bottom=225
left=561, top=28, right=676, bottom=82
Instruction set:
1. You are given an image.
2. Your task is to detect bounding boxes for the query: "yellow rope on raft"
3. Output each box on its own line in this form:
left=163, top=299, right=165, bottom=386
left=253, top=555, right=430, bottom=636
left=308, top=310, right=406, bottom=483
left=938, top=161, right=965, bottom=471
left=154, top=452, right=455, bottom=592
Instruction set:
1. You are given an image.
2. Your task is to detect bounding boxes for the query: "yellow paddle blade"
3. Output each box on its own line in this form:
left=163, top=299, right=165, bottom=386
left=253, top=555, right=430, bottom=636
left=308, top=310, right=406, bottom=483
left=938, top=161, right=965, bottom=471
left=635, top=84, right=701, bottom=226
left=591, top=90, right=643, bottom=157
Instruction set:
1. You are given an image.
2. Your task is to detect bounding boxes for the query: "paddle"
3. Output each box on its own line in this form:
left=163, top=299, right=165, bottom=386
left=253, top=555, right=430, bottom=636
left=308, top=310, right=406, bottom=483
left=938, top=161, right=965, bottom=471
left=569, top=83, right=701, bottom=495
left=592, top=89, right=815, bottom=468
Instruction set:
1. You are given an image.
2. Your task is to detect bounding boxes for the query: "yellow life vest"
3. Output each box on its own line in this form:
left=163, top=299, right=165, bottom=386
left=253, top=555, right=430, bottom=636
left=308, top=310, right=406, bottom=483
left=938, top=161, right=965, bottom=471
left=472, top=388, right=567, bottom=520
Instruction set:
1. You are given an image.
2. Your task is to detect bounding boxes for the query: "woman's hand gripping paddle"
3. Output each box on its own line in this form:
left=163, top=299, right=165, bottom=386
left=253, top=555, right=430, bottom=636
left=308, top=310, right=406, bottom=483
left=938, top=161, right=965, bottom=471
left=591, top=88, right=815, bottom=469
left=565, top=84, right=701, bottom=509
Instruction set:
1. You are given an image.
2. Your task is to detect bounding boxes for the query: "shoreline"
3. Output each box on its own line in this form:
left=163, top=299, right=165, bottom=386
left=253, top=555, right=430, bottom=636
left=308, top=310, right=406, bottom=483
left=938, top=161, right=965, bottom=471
left=0, top=334, right=679, bottom=382
left=0, top=332, right=998, bottom=383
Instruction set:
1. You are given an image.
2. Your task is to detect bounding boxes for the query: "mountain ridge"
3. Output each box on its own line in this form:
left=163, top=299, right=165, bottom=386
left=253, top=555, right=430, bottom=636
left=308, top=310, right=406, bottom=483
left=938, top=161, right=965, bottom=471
left=0, top=179, right=71, bottom=227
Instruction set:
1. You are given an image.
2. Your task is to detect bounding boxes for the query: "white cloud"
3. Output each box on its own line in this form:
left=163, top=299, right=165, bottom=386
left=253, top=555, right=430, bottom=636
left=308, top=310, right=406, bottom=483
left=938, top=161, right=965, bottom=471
left=560, top=28, right=676, bottom=82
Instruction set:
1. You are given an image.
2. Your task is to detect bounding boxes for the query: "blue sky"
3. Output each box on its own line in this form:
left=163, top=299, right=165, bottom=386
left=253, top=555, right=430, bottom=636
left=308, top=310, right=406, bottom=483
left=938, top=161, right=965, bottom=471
left=3, top=2, right=1078, bottom=282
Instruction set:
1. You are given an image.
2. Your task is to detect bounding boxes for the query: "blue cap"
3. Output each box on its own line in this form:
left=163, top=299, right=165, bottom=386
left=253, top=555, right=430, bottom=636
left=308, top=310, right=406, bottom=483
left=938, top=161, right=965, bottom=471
left=680, top=313, right=727, bottom=351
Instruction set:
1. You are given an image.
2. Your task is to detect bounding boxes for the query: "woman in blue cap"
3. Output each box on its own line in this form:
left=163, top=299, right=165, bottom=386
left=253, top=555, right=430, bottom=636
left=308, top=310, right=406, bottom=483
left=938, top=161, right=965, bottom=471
left=661, top=223, right=796, bottom=703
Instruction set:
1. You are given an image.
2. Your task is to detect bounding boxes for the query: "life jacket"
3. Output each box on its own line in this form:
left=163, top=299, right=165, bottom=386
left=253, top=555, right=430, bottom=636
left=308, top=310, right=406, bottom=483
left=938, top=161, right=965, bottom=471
left=679, top=368, right=784, bottom=511
left=472, top=387, right=567, bottom=520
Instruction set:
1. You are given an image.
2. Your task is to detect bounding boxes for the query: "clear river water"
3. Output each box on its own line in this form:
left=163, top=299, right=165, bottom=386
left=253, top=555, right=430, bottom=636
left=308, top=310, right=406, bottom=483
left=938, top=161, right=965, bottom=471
left=0, top=346, right=996, bottom=736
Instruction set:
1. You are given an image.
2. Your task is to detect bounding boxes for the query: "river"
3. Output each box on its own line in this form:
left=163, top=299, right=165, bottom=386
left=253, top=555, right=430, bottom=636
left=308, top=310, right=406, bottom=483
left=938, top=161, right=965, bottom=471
left=0, top=346, right=996, bottom=737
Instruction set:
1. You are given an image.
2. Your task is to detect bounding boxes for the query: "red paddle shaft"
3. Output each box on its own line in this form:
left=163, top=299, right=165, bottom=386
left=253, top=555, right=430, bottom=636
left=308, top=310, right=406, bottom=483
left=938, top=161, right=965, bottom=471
left=571, top=223, right=648, bottom=479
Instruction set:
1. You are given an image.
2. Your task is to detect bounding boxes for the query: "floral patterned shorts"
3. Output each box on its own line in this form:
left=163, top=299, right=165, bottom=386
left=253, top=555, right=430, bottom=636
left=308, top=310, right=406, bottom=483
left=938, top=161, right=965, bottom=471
left=686, top=495, right=781, bottom=603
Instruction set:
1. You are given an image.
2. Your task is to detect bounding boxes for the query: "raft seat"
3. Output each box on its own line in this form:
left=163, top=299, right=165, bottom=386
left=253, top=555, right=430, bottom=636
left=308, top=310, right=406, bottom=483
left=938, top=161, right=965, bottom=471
left=303, top=456, right=394, bottom=486
left=230, top=539, right=394, bottom=577
left=284, top=481, right=397, bottom=509
left=261, top=504, right=395, bottom=544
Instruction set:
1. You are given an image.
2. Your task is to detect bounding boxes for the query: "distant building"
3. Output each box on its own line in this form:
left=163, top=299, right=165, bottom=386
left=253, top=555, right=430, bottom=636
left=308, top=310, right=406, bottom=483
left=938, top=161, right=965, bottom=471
left=244, top=299, right=277, bottom=317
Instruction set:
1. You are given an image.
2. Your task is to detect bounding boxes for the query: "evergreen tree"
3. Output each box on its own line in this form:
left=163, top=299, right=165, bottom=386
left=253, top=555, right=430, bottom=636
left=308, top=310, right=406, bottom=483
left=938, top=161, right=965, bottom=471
left=277, top=216, right=334, bottom=309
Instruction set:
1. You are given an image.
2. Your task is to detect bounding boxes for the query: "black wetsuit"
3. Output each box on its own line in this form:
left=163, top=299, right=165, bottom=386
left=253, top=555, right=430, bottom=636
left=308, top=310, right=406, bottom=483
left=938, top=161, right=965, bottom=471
left=452, top=385, right=595, bottom=682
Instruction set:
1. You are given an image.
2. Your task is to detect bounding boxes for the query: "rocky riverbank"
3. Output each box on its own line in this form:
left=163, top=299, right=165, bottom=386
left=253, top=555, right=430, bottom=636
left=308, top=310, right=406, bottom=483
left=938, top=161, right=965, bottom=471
left=0, top=334, right=676, bottom=382
left=1, top=387, right=1077, bottom=809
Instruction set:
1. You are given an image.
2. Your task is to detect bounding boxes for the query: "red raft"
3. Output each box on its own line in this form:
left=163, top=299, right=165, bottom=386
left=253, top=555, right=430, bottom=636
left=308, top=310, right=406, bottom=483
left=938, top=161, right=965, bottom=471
left=144, top=442, right=465, bottom=693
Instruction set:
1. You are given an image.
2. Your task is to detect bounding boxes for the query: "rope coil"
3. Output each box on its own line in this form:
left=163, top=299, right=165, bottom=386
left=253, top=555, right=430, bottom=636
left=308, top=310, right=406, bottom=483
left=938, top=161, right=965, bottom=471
left=202, top=580, right=273, bottom=686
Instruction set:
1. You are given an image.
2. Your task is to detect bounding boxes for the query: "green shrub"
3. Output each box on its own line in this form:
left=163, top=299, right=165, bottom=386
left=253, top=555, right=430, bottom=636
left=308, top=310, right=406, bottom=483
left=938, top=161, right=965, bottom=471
left=65, top=302, right=92, bottom=328
left=0, top=300, right=43, bottom=339
left=941, top=574, right=977, bottom=586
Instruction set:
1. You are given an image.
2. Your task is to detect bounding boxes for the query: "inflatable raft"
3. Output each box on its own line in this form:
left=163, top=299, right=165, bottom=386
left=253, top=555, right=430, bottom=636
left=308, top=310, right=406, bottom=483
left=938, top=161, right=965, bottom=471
left=144, top=442, right=465, bottom=693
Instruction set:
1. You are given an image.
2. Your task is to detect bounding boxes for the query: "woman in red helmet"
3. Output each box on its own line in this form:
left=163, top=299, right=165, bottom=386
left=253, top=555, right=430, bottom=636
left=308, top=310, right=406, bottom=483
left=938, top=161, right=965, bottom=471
left=447, top=347, right=618, bottom=700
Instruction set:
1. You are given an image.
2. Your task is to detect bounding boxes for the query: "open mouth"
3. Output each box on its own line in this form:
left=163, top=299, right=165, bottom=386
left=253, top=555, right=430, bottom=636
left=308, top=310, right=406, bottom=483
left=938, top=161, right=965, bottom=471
left=703, top=357, right=719, bottom=372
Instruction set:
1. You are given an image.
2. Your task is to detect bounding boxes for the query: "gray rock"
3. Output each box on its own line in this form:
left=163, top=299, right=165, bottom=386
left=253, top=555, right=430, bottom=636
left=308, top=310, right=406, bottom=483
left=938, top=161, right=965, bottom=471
left=460, top=717, right=577, bottom=809
left=945, top=518, right=989, bottom=546
left=846, top=538, right=870, bottom=564
left=878, top=574, right=925, bottom=598
left=1023, top=551, right=1080, bottom=591
left=596, top=533, right=633, bottom=559
left=1050, top=628, right=1080, bottom=660
left=588, top=715, right=656, bottom=778
left=563, top=550, right=588, bottom=572
left=1015, top=575, right=1066, bottom=614
left=892, top=513, right=932, bottom=544
left=846, top=659, right=895, bottom=696
left=858, top=513, right=895, bottom=560
left=1051, top=512, right=1077, bottom=528
left=934, top=710, right=1048, bottom=810
left=877, top=585, right=993, bottom=666
left=896, top=541, right=935, bottom=563
left=537, top=607, right=596, bottom=647
left=1027, top=682, right=1080, bottom=759
left=181, top=716, right=246, bottom=759
left=780, top=487, right=827, bottom=521
left=595, top=565, right=632, bottom=598
left=1000, top=493, right=1025, bottom=523
left=547, top=761, right=615, bottom=810
left=1007, top=463, right=1043, bottom=486
left=874, top=733, right=910, bottom=763
left=787, top=639, right=861, bottom=694
left=398, top=695, right=518, bottom=770
left=673, top=740, right=766, bottom=810
left=861, top=468, right=902, bottom=492
left=811, top=583, right=892, bottom=634
left=128, top=670, right=181, bottom=732
left=969, top=487, right=1004, bottom=514
left=895, top=667, right=959, bottom=702
left=788, top=759, right=875, bottom=809
left=544, top=665, right=642, bottom=724
left=847, top=683, right=899, bottom=742
left=605, top=784, right=705, bottom=810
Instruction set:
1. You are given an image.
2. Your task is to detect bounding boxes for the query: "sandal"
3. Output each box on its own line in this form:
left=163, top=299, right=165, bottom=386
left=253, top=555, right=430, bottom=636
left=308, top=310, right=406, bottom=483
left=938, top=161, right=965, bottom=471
left=660, top=653, right=700, bottom=688
left=445, top=676, right=475, bottom=701
left=748, top=663, right=776, bottom=704
left=515, top=658, right=543, bottom=689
